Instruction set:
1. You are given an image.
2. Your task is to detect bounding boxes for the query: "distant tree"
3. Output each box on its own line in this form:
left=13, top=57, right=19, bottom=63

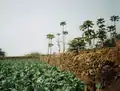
left=60, top=21, right=68, bottom=52
left=96, top=18, right=107, bottom=47
left=68, top=37, right=86, bottom=53
left=25, top=52, right=41, bottom=58
left=0, top=48, right=5, bottom=57
left=110, top=15, right=120, bottom=37
left=80, top=20, right=94, bottom=48
left=46, top=34, right=55, bottom=54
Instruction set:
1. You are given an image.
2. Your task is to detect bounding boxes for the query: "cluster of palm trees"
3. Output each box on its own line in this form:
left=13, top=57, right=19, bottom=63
left=78, top=15, right=120, bottom=49
left=46, top=21, right=68, bottom=54
left=46, top=15, right=119, bottom=54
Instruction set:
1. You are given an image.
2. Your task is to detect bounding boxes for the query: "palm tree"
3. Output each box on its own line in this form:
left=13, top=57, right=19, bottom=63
left=60, top=21, right=68, bottom=52
left=46, top=34, right=55, bottom=54
left=56, top=33, right=61, bottom=53
left=80, top=20, right=94, bottom=48
left=96, top=18, right=107, bottom=47
left=110, top=15, right=120, bottom=37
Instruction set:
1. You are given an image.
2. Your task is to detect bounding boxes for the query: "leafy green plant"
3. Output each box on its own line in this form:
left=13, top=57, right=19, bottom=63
left=0, top=59, right=84, bottom=91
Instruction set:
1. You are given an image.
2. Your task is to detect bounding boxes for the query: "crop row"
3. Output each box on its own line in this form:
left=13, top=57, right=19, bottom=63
left=0, top=59, right=84, bottom=91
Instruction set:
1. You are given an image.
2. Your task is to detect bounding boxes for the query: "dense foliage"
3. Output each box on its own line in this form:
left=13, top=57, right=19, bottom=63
left=68, top=37, right=85, bottom=52
left=0, top=59, right=84, bottom=91
left=0, top=48, right=5, bottom=57
left=116, top=33, right=120, bottom=39
left=67, top=15, right=119, bottom=51
left=103, top=38, right=116, bottom=47
left=24, top=52, right=41, bottom=58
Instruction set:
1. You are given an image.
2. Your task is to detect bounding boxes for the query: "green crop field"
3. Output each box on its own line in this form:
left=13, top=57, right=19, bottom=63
left=0, top=59, right=84, bottom=91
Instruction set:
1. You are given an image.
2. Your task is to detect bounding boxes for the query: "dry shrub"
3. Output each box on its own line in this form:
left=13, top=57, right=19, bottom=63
left=41, top=47, right=120, bottom=91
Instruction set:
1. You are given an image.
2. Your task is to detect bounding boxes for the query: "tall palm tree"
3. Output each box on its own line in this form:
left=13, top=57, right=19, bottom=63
left=46, top=34, right=55, bottom=54
left=60, top=21, right=68, bottom=52
left=97, top=18, right=107, bottom=47
left=110, top=15, right=120, bottom=37
left=56, top=33, right=61, bottom=53
left=80, top=20, right=94, bottom=48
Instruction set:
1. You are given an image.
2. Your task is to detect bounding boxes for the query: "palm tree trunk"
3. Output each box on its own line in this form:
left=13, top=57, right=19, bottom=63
left=62, top=25, right=65, bottom=52
left=101, top=40, right=104, bottom=48
left=48, top=39, right=52, bottom=63
left=48, top=44, right=49, bottom=54
left=50, top=39, right=52, bottom=54
left=63, top=36, right=65, bottom=52
left=57, top=36, right=61, bottom=53
left=113, top=21, right=117, bottom=46
left=58, top=43, right=60, bottom=53
left=63, top=35, right=65, bottom=52
left=92, top=39, right=95, bottom=48
left=89, top=40, right=92, bottom=49
left=48, top=39, right=51, bottom=54
left=114, top=21, right=116, bottom=33
left=113, top=21, right=117, bottom=38
left=50, top=47, right=51, bottom=54
left=48, top=39, right=50, bottom=63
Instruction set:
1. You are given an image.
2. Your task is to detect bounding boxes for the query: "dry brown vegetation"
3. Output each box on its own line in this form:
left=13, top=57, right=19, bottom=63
left=40, top=47, right=120, bottom=91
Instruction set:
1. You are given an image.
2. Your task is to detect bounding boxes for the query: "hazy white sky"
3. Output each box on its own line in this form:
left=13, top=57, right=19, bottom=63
left=0, top=0, right=120, bottom=56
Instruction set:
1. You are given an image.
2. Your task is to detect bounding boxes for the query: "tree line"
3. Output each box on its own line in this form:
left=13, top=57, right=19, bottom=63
left=46, top=15, right=120, bottom=54
left=46, top=21, right=68, bottom=54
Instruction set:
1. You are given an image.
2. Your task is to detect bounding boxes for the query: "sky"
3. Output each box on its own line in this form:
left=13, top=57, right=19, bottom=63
left=0, top=0, right=120, bottom=56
